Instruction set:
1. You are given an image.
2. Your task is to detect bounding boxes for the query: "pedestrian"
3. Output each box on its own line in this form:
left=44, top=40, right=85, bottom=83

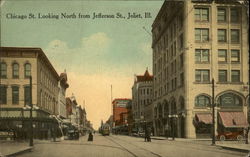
left=88, top=132, right=93, bottom=141
left=144, top=128, right=148, bottom=142
left=147, top=127, right=151, bottom=142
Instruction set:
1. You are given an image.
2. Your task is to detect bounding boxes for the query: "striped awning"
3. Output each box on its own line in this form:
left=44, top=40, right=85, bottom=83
left=219, top=112, right=249, bottom=128
left=195, top=113, right=212, bottom=124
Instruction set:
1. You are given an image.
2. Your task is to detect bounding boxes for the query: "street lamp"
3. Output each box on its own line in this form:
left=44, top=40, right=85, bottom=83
left=168, top=114, right=178, bottom=140
left=29, top=76, right=33, bottom=147
left=211, top=78, right=216, bottom=145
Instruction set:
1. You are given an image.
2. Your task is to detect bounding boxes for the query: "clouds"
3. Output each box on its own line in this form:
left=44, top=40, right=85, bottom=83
left=81, top=32, right=111, bottom=56
left=45, top=32, right=112, bottom=74
left=0, top=0, right=5, bottom=8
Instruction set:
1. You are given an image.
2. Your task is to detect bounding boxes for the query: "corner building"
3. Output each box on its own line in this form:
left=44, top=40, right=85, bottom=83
left=152, top=0, right=249, bottom=138
left=132, top=69, right=153, bottom=132
left=0, top=47, right=60, bottom=139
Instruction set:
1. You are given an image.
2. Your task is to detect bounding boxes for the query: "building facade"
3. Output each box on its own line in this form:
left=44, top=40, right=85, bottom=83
left=58, top=71, right=69, bottom=119
left=112, top=98, right=132, bottom=126
left=0, top=47, right=60, bottom=139
left=131, top=69, right=153, bottom=132
left=152, top=0, right=249, bottom=138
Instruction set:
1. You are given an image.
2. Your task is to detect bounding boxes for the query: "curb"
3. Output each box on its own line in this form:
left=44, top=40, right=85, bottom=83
left=5, top=147, right=33, bottom=157
left=217, top=145, right=250, bottom=153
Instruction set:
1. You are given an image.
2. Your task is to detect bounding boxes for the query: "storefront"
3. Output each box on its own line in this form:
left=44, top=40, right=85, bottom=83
left=217, top=111, right=248, bottom=140
left=193, top=113, right=212, bottom=138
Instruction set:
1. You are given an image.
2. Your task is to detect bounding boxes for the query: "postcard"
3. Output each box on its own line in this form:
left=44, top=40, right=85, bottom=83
left=0, top=0, right=249, bottom=157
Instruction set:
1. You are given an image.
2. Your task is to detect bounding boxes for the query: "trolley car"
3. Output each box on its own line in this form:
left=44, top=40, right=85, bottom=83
left=101, top=123, right=110, bottom=136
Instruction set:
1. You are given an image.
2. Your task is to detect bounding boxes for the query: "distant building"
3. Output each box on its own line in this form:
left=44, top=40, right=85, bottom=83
left=0, top=47, right=60, bottom=139
left=131, top=69, right=153, bottom=132
left=58, top=71, right=69, bottom=119
left=70, top=94, right=77, bottom=126
left=66, top=97, right=72, bottom=119
left=112, top=98, right=132, bottom=127
left=152, top=0, right=249, bottom=138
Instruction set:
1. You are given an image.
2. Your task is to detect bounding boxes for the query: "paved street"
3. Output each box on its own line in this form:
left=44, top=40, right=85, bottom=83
left=17, top=134, right=248, bottom=157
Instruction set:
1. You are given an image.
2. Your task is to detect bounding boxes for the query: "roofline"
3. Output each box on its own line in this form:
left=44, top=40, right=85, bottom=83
left=0, top=47, right=59, bottom=80
left=112, top=98, right=132, bottom=104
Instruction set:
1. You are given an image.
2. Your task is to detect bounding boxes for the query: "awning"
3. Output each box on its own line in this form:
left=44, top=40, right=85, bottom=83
left=219, top=112, right=249, bottom=128
left=195, top=113, right=212, bottom=124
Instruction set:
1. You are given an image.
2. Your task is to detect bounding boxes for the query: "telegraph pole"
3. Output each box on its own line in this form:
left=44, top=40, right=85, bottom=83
left=111, top=85, right=113, bottom=116
left=29, top=76, right=33, bottom=147
left=212, top=78, right=215, bottom=145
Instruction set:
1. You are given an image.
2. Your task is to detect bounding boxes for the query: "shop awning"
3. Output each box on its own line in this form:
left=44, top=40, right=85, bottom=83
left=195, top=113, right=212, bottom=124
left=219, top=112, right=249, bottom=128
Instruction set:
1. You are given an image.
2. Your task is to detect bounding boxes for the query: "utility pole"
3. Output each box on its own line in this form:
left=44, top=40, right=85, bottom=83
left=29, top=76, right=33, bottom=147
left=111, top=85, right=113, bottom=116
left=211, top=78, right=215, bottom=145
left=111, top=85, right=114, bottom=132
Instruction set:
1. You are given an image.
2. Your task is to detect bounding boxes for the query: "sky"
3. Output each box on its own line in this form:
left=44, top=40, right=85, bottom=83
left=0, top=0, right=163, bottom=129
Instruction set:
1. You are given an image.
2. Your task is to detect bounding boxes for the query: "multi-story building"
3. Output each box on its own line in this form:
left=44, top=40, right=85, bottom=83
left=58, top=71, right=69, bottom=119
left=112, top=98, right=132, bottom=127
left=131, top=69, right=153, bottom=132
left=152, top=0, right=249, bottom=138
left=69, top=94, right=77, bottom=126
left=0, top=47, right=60, bottom=139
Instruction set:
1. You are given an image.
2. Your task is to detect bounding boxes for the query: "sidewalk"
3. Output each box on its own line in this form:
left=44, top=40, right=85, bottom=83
left=0, top=141, right=32, bottom=157
left=151, top=136, right=250, bottom=153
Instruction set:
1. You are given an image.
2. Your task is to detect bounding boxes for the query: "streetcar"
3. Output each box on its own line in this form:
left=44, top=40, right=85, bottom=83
left=101, top=123, right=110, bottom=136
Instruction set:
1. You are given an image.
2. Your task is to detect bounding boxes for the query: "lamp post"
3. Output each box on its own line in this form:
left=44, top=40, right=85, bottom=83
left=211, top=78, right=215, bottom=145
left=169, top=114, right=178, bottom=140
left=29, top=76, right=33, bottom=147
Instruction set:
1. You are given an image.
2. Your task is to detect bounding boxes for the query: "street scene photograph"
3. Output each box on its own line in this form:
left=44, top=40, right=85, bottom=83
left=0, top=0, right=249, bottom=157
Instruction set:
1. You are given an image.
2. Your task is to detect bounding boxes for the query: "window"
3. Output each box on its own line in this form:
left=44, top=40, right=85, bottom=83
left=231, top=29, right=240, bottom=43
left=230, top=8, right=239, bottom=23
left=195, top=28, right=209, bottom=42
left=218, top=29, right=227, bottom=42
left=178, top=14, right=183, bottom=29
left=218, top=70, right=227, bottom=82
left=12, top=63, right=19, bottom=78
left=180, top=73, right=184, bottom=87
left=195, top=8, right=209, bottom=21
left=195, top=69, right=210, bottom=82
left=179, top=33, right=184, bottom=49
left=231, top=70, right=240, bottom=82
left=218, top=49, right=227, bottom=62
left=12, top=86, right=19, bottom=104
left=0, top=62, right=7, bottom=78
left=231, top=50, right=240, bottom=62
left=0, top=86, right=7, bottom=104
left=24, top=63, right=31, bottom=78
left=218, top=93, right=242, bottom=107
left=195, top=95, right=210, bottom=107
left=180, top=53, right=184, bottom=68
left=24, top=86, right=31, bottom=106
left=217, top=8, right=226, bottom=22
left=195, top=49, right=209, bottom=62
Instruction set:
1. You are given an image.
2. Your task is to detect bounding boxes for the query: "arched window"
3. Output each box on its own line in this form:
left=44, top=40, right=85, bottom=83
left=171, top=99, right=177, bottom=114
left=179, top=97, right=185, bottom=110
left=164, top=102, right=169, bottom=117
left=0, top=62, right=7, bottom=78
left=158, top=105, right=163, bottom=118
left=218, top=93, right=242, bottom=107
left=154, top=107, right=157, bottom=118
left=195, top=95, right=210, bottom=107
left=13, top=63, right=19, bottom=78
left=24, top=63, right=31, bottom=78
